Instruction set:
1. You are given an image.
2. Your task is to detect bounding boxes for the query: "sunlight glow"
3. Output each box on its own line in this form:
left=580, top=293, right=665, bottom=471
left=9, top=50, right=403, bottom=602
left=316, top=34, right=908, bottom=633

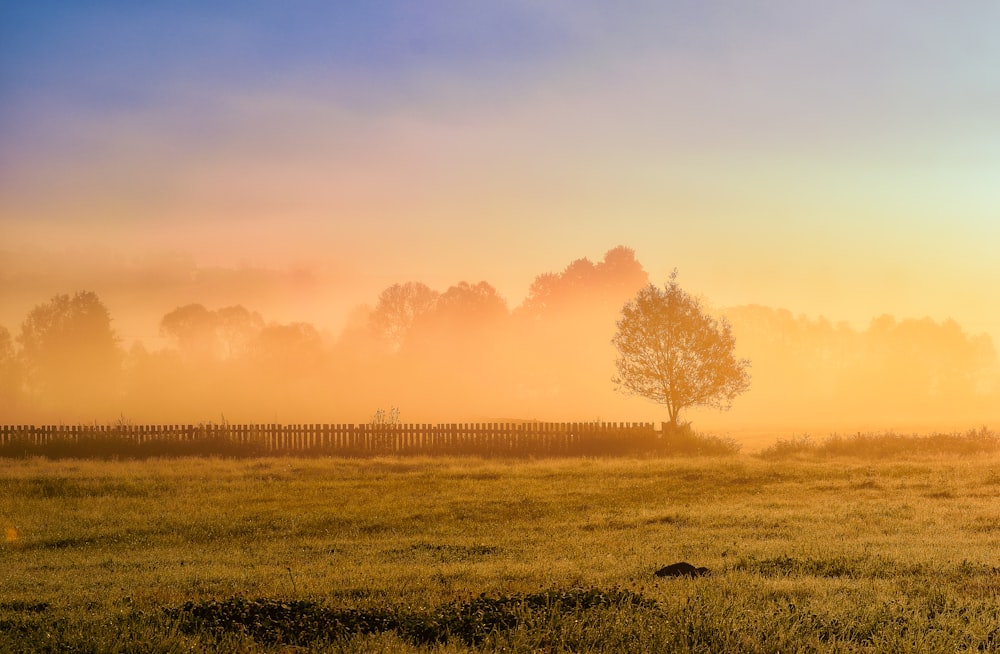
left=2, top=3, right=998, bottom=438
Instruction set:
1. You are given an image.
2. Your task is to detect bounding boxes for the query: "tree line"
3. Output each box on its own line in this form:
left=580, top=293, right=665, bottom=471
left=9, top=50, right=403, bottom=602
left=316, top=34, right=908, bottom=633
left=0, top=247, right=652, bottom=423
left=1, top=244, right=996, bottom=429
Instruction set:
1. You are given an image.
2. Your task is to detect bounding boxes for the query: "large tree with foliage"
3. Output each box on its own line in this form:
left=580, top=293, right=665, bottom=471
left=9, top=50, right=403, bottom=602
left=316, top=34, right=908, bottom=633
left=612, top=271, right=750, bottom=427
left=18, top=291, right=121, bottom=413
left=369, top=282, right=440, bottom=351
left=160, top=303, right=263, bottom=361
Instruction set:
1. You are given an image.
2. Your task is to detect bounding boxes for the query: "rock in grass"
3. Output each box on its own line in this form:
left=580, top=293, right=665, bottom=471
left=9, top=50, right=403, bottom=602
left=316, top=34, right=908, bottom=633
left=654, top=562, right=710, bottom=578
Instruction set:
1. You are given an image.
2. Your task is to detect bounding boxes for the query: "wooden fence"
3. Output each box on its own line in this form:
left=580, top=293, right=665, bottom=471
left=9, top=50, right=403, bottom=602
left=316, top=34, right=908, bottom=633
left=0, top=422, right=662, bottom=456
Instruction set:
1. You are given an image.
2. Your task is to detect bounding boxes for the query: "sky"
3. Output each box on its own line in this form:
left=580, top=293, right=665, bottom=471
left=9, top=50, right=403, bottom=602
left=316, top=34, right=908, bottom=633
left=2, top=2, right=1000, bottom=427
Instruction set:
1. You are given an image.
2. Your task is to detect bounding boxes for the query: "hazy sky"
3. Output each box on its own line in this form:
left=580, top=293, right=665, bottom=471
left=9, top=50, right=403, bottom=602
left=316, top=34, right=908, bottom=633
left=3, top=1, right=999, bottom=339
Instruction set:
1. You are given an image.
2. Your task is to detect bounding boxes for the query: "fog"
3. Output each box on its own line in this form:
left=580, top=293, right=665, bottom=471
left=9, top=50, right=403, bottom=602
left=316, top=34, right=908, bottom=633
left=2, top=246, right=997, bottom=438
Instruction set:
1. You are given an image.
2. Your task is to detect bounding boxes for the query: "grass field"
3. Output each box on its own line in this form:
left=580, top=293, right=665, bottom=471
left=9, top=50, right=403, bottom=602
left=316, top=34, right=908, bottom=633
left=3, top=449, right=1000, bottom=652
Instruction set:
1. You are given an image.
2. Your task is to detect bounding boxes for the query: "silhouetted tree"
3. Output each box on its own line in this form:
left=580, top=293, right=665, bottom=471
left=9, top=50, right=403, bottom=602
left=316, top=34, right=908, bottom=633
left=215, top=305, right=264, bottom=359
left=519, top=246, right=647, bottom=317
left=706, top=305, right=1000, bottom=427
left=432, top=281, right=508, bottom=327
left=510, top=247, right=648, bottom=414
left=612, top=271, right=750, bottom=427
left=369, top=282, right=440, bottom=351
left=160, top=303, right=262, bottom=361
left=18, top=291, right=121, bottom=413
left=598, top=245, right=648, bottom=295
left=160, top=303, right=218, bottom=361
left=842, top=314, right=998, bottom=411
left=520, top=272, right=561, bottom=316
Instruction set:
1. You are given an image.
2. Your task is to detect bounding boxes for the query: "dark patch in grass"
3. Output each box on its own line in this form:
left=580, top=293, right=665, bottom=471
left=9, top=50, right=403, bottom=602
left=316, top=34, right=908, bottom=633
left=581, top=513, right=692, bottom=531
left=20, top=527, right=158, bottom=552
left=166, top=587, right=657, bottom=647
left=35, top=536, right=99, bottom=550
left=455, top=471, right=504, bottom=481
left=732, top=554, right=999, bottom=580
left=0, top=601, right=49, bottom=613
left=643, top=513, right=692, bottom=527
left=967, top=518, right=1000, bottom=534
left=1, top=477, right=162, bottom=499
left=367, top=462, right=423, bottom=474
left=400, top=542, right=502, bottom=561
left=358, top=523, right=393, bottom=536
left=955, top=559, right=1000, bottom=576
left=733, top=554, right=886, bottom=579
left=450, top=498, right=549, bottom=523
left=292, top=516, right=395, bottom=540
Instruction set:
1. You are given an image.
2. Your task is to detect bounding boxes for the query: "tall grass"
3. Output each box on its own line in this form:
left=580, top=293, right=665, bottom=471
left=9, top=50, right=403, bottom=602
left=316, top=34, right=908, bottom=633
left=759, top=427, right=999, bottom=459
left=3, top=454, right=1000, bottom=651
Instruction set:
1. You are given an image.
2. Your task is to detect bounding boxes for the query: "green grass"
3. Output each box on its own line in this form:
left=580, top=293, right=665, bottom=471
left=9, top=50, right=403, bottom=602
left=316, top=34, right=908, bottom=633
left=3, top=454, right=1000, bottom=651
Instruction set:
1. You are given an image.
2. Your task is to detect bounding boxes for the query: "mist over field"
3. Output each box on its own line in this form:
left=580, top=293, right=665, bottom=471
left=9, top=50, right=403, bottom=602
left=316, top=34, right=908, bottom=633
left=6, top=4, right=1000, bottom=652
left=2, top=246, right=997, bottom=439
left=3, top=3, right=999, bottom=441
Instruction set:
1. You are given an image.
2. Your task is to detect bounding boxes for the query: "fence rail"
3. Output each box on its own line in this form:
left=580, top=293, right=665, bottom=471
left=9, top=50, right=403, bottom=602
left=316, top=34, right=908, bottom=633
left=0, top=422, right=664, bottom=456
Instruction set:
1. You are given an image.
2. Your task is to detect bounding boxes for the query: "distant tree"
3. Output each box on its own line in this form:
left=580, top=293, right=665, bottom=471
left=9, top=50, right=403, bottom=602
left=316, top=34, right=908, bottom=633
left=519, top=246, right=648, bottom=317
left=160, top=303, right=262, bottom=361
left=369, top=282, right=440, bottom=351
left=612, top=271, right=750, bottom=427
left=432, top=281, right=508, bottom=326
left=560, top=258, right=598, bottom=288
left=520, top=272, right=561, bottom=316
left=215, top=305, right=264, bottom=359
left=597, top=245, right=648, bottom=295
left=18, top=291, right=121, bottom=411
left=507, top=247, right=649, bottom=414
left=160, top=303, right=218, bottom=360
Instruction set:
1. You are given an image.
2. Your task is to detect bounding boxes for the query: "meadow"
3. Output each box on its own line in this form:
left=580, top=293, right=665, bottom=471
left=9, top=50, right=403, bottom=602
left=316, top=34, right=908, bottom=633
left=3, top=440, right=1000, bottom=652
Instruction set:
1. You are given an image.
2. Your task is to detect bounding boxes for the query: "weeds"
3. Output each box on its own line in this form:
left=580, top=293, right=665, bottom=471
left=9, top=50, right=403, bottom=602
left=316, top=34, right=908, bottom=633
left=370, top=407, right=401, bottom=428
left=759, top=427, right=999, bottom=460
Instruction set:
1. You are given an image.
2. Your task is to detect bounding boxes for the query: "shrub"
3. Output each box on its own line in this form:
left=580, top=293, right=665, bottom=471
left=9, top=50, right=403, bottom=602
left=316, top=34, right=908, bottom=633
left=655, top=422, right=741, bottom=456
